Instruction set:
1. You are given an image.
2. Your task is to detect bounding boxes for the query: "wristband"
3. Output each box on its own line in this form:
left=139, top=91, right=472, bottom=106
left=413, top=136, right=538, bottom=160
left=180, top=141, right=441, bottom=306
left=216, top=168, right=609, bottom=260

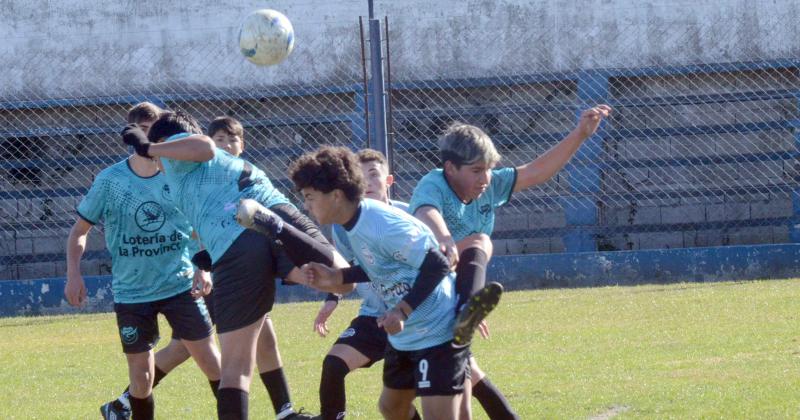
left=342, top=266, right=370, bottom=284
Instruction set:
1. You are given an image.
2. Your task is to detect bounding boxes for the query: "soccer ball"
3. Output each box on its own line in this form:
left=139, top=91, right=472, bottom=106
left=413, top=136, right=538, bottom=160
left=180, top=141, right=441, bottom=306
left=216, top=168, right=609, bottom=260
left=238, top=9, right=295, bottom=66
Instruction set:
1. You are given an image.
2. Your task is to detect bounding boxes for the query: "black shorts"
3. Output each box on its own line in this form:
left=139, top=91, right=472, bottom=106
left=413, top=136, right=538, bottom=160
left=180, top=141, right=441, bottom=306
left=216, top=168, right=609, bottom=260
left=383, top=340, right=470, bottom=396
left=334, top=315, right=388, bottom=366
left=203, top=293, right=216, bottom=326
left=211, top=229, right=277, bottom=334
left=114, top=289, right=213, bottom=354
left=271, top=203, right=334, bottom=283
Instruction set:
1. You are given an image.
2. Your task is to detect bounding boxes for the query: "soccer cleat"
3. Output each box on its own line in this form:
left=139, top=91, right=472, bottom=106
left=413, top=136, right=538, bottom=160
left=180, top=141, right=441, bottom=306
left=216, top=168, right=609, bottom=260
left=100, top=400, right=131, bottom=420
left=283, top=408, right=317, bottom=419
left=236, top=198, right=284, bottom=238
left=452, top=281, right=503, bottom=348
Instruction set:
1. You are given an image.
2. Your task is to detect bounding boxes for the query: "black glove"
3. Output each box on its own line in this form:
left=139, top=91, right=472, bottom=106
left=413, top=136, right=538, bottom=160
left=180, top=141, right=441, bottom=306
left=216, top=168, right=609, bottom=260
left=191, top=250, right=213, bottom=272
left=121, top=124, right=152, bottom=157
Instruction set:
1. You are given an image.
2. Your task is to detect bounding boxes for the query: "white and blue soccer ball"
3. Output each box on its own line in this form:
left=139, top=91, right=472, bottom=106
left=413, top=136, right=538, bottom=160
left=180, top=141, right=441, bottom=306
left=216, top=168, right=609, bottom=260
left=238, top=9, right=295, bottom=66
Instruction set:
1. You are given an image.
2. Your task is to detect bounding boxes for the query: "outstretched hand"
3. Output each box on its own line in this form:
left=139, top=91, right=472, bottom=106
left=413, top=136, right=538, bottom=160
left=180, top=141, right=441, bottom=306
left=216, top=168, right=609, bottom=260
left=314, top=300, right=338, bottom=337
left=576, top=104, right=612, bottom=139
left=300, top=262, right=340, bottom=289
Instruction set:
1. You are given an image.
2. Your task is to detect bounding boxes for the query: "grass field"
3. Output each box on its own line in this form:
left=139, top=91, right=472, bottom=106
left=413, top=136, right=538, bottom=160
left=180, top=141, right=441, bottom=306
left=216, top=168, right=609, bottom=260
left=2, top=279, right=800, bottom=419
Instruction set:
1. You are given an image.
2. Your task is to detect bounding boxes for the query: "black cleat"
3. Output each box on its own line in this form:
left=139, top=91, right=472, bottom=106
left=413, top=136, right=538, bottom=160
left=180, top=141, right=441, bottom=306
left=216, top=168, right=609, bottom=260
left=236, top=199, right=284, bottom=238
left=452, top=281, right=503, bottom=348
left=283, top=408, right=317, bottom=419
left=100, top=400, right=131, bottom=420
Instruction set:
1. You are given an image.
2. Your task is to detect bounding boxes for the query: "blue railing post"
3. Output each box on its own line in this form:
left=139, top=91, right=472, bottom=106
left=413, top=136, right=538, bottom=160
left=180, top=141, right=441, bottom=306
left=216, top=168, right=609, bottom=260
left=790, top=92, right=800, bottom=242
left=561, top=70, right=608, bottom=252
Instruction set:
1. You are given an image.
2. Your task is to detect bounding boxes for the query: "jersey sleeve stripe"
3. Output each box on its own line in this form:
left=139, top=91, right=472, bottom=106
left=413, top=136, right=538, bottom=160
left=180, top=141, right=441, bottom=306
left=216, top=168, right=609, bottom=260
left=75, top=208, right=98, bottom=225
left=505, top=167, right=518, bottom=204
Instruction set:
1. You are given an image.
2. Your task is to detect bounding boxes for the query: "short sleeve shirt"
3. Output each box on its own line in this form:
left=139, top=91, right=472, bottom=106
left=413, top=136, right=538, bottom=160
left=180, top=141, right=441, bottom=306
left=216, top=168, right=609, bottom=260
left=409, top=167, right=516, bottom=241
left=331, top=199, right=410, bottom=317
left=76, top=160, right=194, bottom=304
left=340, top=198, right=457, bottom=351
left=159, top=141, right=291, bottom=263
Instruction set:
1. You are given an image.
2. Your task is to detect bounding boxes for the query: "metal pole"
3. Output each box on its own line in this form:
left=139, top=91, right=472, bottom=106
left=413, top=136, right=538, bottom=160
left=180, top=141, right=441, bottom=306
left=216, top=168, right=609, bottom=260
left=358, top=16, right=370, bottom=148
left=384, top=15, right=395, bottom=176
left=368, top=18, right=389, bottom=159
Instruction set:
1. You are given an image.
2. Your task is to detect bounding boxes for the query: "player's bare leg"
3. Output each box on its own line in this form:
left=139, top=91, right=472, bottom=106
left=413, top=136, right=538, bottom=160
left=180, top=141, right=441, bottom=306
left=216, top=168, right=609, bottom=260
left=125, top=351, right=155, bottom=420
left=216, top=317, right=263, bottom=418
left=154, top=338, right=191, bottom=372
left=420, top=395, right=462, bottom=420
left=257, top=316, right=306, bottom=419
left=379, top=388, right=417, bottom=420
left=181, top=335, right=222, bottom=383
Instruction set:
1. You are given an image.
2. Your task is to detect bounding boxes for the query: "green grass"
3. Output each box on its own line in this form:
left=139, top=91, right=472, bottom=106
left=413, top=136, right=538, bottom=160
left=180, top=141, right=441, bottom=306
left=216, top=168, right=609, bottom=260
left=2, top=280, right=800, bottom=419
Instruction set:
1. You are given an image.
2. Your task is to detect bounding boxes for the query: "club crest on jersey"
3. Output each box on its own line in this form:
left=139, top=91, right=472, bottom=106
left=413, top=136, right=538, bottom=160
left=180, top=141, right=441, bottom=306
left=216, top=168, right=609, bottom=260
left=161, top=184, right=172, bottom=201
left=479, top=204, right=491, bottom=214
left=339, top=327, right=356, bottom=338
left=134, top=201, right=166, bottom=232
left=120, top=326, right=139, bottom=345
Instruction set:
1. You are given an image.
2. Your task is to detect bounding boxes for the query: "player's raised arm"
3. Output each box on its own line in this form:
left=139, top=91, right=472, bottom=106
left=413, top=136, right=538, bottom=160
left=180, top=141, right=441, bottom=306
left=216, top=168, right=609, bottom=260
left=513, top=104, right=611, bottom=192
left=122, top=123, right=216, bottom=162
left=147, top=134, right=216, bottom=162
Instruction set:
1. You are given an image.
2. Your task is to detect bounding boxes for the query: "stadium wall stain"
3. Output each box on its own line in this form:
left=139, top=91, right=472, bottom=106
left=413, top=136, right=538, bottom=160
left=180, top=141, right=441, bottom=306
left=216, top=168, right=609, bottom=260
left=2, top=243, right=799, bottom=317
left=1, top=0, right=798, bottom=97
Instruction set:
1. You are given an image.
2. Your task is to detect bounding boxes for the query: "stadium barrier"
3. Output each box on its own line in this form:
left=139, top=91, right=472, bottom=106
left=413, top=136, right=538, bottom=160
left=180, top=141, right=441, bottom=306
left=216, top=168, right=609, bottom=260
left=3, top=243, right=799, bottom=316
left=1, top=8, right=798, bottom=314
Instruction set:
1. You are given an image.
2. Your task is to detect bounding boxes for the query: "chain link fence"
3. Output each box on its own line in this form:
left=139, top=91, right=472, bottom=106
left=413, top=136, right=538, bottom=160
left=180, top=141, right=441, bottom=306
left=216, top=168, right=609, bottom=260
left=1, top=5, right=798, bottom=280
left=383, top=7, right=799, bottom=256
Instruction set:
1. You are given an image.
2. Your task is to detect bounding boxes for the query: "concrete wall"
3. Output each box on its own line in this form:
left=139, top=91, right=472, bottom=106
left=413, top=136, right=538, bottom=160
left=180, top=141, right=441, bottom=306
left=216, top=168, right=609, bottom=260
left=0, top=0, right=797, bottom=98
left=4, top=244, right=800, bottom=316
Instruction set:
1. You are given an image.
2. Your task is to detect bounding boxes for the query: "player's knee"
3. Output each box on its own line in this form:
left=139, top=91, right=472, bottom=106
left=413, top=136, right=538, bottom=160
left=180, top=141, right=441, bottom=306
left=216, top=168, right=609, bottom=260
left=462, top=233, right=492, bottom=257
left=321, top=355, right=350, bottom=381
left=469, top=358, right=486, bottom=383
left=128, top=370, right=153, bottom=397
left=378, top=391, right=409, bottom=418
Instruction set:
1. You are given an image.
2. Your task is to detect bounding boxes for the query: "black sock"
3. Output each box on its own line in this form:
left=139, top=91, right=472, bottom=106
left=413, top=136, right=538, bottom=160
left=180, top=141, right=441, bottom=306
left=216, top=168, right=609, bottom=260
left=152, top=366, right=167, bottom=388
left=472, top=377, right=519, bottom=420
left=319, top=355, right=350, bottom=420
left=455, top=247, right=489, bottom=310
left=217, top=387, right=249, bottom=420
left=129, top=394, right=155, bottom=420
left=410, top=406, right=422, bottom=420
left=274, top=222, right=334, bottom=267
left=209, top=380, right=221, bottom=399
left=260, top=368, right=293, bottom=415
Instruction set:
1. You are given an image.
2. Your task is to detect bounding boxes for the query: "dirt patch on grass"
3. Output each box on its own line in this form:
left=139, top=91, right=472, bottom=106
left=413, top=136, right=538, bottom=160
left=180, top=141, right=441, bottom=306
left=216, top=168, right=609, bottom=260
left=588, top=405, right=630, bottom=420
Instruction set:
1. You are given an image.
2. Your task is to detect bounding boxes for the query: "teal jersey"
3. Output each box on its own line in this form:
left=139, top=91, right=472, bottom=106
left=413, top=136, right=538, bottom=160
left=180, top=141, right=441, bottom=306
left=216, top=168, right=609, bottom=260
left=332, top=199, right=409, bottom=317
left=159, top=143, right=291, bottom=263
left=340, top=198, right=457, bottom=351
left=76, top=160, right=194, bottom=304
left=409, top=167, right=517, bottom=242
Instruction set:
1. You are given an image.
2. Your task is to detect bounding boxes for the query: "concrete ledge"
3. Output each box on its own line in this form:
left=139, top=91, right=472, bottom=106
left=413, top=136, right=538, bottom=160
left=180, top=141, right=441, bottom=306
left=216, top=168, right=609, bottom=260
left=492, top=243, right=800, bottom=290
left=2, top=243, right=800, bottom=316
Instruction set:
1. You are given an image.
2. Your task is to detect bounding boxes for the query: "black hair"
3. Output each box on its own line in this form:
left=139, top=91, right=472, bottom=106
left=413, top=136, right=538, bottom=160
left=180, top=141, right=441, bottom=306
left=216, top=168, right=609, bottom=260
left=147, top=110, right=203, bottom=143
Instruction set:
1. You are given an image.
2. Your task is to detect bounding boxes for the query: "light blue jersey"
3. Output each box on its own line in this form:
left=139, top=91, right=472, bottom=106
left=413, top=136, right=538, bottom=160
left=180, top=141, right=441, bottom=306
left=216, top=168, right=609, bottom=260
left=159, top=141, right=291, bottom=263
left=339, top=198, right=457, bottom=351
left=76, top=160, right=194, bottom=304
left=409, top=167, right=516, bottom=241
left=332, top=199, right=409, bottom=317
